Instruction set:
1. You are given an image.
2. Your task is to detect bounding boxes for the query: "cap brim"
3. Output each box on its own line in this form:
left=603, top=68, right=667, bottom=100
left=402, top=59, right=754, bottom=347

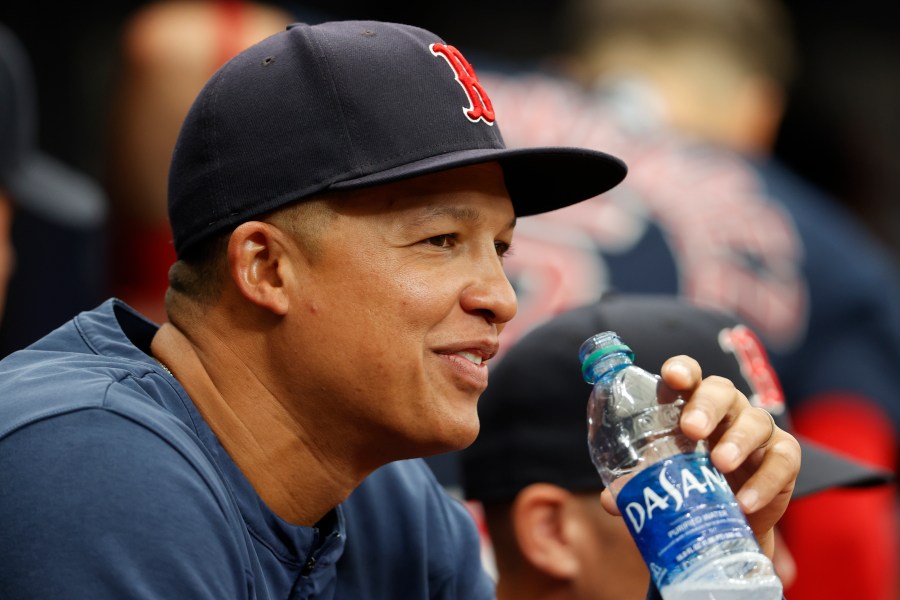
left=329, top=145, right=627, bottom=217
left=4, top=153, right=106, bottom=227
left=794, top=436, right=894, bottom=498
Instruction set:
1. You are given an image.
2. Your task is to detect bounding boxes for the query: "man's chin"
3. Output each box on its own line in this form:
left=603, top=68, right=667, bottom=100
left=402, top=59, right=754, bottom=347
left=415, top=423, right=481, bottom=460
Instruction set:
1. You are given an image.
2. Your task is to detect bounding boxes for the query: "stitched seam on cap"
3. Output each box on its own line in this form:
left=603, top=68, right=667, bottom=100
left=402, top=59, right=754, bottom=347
left=307, top=25, right=357, bottom=176
left=205, top=68, right=227, bottom=228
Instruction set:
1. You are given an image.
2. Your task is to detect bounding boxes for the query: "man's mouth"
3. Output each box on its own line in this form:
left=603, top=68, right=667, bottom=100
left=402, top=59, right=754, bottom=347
left=455, top=351, right=484, bottom=366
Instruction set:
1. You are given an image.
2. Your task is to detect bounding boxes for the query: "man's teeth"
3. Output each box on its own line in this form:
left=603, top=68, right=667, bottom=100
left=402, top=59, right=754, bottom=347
left=456, top=351, right=483, bottom=365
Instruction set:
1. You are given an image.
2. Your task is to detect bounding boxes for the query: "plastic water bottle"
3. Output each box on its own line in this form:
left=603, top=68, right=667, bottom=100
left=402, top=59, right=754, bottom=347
left=578, top=331, right=782, bottom=600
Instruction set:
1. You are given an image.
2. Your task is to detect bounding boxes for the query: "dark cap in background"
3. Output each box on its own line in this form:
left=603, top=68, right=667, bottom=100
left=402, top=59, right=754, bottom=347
left=167, top=20, right=627, bottom=257
left=0, top=23, right=105, bottom=228
left=462, top=293, right=892, bottom=503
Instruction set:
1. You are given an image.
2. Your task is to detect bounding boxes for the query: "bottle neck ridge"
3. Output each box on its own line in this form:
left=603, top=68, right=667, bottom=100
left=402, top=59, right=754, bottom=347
left=581, top=343, right=635, bottom=383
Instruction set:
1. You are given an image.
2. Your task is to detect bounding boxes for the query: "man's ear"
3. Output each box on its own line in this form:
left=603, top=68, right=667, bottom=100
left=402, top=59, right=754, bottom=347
left=511, top=483, right=581, bottom=579
left=227, top=221, right=292, bottom=316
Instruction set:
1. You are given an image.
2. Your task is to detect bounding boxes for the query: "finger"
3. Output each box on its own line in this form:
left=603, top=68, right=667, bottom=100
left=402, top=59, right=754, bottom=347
left=600, top=488, right=621, bottom=516
left=659, top=355, right=701, bottom=391
left=660, top=355, right=713, bottom=437
left=756, top=407, right=778, bottom=449
left=710, top=405, right=778, bottom=473
left=679, top=375, right=746, bottom=440
left=733, top=431, right=800, bottom=513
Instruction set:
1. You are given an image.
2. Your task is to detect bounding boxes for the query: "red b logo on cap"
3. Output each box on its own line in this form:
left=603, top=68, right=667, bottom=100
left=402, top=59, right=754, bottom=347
left=430, top=43, right=496, bottom=125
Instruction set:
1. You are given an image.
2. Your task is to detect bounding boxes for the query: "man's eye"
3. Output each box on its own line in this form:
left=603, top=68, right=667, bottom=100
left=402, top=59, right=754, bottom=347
left=425, top=234, right=454, bottom=248
left=495, top=241, right=512, bottom=258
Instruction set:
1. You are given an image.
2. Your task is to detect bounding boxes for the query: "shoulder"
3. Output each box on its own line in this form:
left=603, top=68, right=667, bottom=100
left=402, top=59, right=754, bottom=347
left=0, top=299, right=197, bottom=445
left=0, top=303, right=257, bottom=597
left=0, top=406, right=253, bottom=598
left=0, top=343, right=194, bottom=446
left=0, top=341, right=238, bottom=534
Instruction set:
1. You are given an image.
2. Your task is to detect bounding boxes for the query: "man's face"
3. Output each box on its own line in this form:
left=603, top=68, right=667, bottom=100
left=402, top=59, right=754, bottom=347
left=276, top=163, right=518, bottom=464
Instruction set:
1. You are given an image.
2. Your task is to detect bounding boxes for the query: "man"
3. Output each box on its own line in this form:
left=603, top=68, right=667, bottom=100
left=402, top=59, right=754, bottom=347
left=473, top=1, right=900, bottom=596
left=0, top=21, right=798, bottom=599
left=461, top=293, right=892, bottom=599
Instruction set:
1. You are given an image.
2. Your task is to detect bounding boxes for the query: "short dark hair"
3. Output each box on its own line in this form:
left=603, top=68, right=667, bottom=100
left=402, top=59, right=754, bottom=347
left=166, top=230, right=230, bottom=306
left=164, top=198, right=335, bottom=312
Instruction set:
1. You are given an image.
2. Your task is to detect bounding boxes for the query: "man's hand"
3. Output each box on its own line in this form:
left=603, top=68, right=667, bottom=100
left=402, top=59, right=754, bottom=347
left=600, top=355, right=801, bottom=558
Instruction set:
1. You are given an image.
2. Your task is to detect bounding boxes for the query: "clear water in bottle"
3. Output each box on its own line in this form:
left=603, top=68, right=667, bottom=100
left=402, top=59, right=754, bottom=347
left=579, top=331, right=782, bottom=600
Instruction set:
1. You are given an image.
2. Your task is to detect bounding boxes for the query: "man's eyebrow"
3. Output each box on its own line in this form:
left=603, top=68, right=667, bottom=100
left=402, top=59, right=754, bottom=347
left=415, top=205, right=483, bottom=225
left=408, top=205, right=517, bottom=230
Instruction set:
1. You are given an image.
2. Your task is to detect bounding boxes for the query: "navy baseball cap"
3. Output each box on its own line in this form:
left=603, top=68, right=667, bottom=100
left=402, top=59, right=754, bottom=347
left=168, top=20, right=627, bottom=258
left=462, top=293, right=893, bottom=502
left=0, top=24, right=105, bottom=227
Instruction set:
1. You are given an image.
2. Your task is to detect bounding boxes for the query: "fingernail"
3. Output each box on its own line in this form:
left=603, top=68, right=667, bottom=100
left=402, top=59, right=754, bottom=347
left=667, top=361, right=691, bottom=381
left=717, top=442, right=741, bottom=466
left=683, top=410, right=709, bottom=432
left=738, top=488, right=759, bottom=512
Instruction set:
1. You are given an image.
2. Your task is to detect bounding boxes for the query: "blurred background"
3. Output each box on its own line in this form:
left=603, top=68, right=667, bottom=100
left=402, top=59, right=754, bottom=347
left=1, top=0, right=898, bottom=264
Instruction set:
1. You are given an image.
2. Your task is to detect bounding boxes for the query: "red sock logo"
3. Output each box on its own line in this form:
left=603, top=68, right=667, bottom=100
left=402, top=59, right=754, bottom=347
left=719, top=324, right=786, bottom=414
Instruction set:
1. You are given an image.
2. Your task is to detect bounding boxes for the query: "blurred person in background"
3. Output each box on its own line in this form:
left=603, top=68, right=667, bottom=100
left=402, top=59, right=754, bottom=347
left=104, top=0, right=297, bottom=322
left=0, top=22, right=107, bottom=350
left=465, top=0, right=900, bottom=597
